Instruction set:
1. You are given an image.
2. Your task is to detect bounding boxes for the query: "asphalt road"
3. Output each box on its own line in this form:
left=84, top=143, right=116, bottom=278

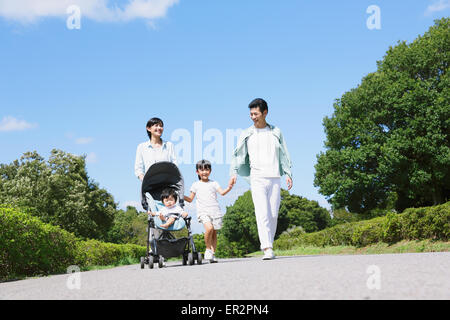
left=1, top=252, right=449, bottom=300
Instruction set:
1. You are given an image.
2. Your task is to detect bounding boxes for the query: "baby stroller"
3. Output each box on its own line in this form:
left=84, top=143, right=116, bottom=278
left=140, top=161, right=202, bottom=269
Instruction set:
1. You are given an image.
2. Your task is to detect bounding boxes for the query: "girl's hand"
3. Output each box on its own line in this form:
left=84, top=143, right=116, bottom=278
left=229, top=175, right=237, bottom=186
left=181, top=211, right=188, bottom=218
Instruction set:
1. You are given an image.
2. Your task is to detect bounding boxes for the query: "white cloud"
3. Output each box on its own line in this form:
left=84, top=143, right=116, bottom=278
left=0, top=0, right=179, bottom=24
left=75, top=137, right=93, bottom=145
left=0, top=116, right=37, bottom=132
left=425, top=0, right=450, bottom=16
left=85, top=152, right=98, bottom=164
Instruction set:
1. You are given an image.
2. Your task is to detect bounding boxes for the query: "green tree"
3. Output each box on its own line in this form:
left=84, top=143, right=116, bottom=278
left=314, top=18, right=450, bottom=213
left=277, top=190, right=331, bottom=233
left=0, top=149, right=116, bottom=240
left=220, top=191, right=259, bottom=254
left=107, top=206, right=148, bottom=245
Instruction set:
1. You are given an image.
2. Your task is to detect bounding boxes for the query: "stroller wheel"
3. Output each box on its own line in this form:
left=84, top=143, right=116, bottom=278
left=196, top=252, right=202, bottom=265
left=140, top=257, right=145, bottom=269
left=188, top=252, right=194, bottom=266
left=158, top=256, right=165, bottom=268
left=149, top=255, right=154, bottom=269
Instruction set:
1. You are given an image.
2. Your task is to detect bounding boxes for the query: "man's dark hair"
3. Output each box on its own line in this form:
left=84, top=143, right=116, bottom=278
left=146, top=117, right=164, bottom=139
left=248, top=98, right=268, bottom=113
left=161, top=188, right=178, bottom=202
left=196, top=159, right=212, bottom=180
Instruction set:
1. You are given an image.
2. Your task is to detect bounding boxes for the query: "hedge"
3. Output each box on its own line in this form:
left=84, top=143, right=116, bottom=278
left=275, top=201, right=450, bottom=250
left=0, top=207, right=146, bottom=282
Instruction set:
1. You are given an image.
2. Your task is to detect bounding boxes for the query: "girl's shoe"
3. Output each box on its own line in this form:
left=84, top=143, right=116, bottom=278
left=210, top=254, right=218, bottom=263
left=204, top=249, right=213, bottom=260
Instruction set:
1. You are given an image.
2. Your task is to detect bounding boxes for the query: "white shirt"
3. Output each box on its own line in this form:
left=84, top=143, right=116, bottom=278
left=135, top=140, right=177, bottom=178
left=190, top=180, right=222, bottom=216
left=247, top=126, right=280, bottom=178
left=159, top=204, right=184, bottom=219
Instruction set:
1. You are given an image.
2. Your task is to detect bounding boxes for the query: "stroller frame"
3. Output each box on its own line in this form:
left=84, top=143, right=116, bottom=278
left=139, top=161, right=202, bottom=269
left=140, top=215, right=202, bottom=269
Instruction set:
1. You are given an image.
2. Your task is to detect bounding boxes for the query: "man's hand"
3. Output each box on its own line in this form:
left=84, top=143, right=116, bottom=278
left=139, top=174, right=144, bottom=182
left=286, top=177, right=293, bottom=190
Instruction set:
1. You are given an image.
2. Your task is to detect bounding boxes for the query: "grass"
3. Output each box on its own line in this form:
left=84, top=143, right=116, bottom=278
left=246, top=240, right=450, bottom=257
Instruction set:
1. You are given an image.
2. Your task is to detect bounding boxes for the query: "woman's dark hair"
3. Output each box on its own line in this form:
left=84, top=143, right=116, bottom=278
left=248, top=98, right=268, bottom=113
left=196, top=159, right=211, bottom=180
left=161, top=188, right=177, bottom=202
left=146, top=117, right=164, bottom=139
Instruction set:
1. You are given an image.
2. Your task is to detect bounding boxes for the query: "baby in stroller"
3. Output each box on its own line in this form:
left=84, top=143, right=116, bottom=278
left=151, top=188, right=188, bottom=229
left=140, top=161, right=202, bottom=269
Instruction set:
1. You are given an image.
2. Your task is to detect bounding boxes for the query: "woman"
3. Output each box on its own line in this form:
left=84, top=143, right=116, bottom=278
left=134, top=117, right=177, bottom=181
left=135, top=118, right=179, bottom=254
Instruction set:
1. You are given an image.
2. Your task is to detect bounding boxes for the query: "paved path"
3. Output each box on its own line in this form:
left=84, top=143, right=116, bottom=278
left=1, top=252, right=449, bottom=300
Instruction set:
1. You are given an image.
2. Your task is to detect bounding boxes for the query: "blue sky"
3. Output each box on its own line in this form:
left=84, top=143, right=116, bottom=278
left=1, top=0, right=449, bottom=234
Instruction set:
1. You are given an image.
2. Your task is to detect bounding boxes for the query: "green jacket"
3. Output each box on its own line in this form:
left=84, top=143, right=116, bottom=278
left=230, top=124, right=292, bottom=181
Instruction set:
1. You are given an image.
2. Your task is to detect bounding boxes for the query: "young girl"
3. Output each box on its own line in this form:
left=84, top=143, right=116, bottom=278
left=184, top=160, right=233, bottom=263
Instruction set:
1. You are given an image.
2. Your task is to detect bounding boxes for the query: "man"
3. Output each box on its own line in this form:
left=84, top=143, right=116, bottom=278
left=229, top=98, right=293, bottom=260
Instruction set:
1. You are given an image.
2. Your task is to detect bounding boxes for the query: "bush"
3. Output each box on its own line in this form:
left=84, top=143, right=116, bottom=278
left=275, top=202, right=450, bottom=250
left=0, top=206, right=146, bottom=282
left=75, top=240, right=145, bottom=268
left=0, top=207, right=78, bottom=281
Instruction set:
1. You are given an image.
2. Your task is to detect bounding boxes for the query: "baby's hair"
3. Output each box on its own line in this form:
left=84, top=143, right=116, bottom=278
left=196, top=159, right=212, bottom=180
left=161, top=188, right=178, bottom=202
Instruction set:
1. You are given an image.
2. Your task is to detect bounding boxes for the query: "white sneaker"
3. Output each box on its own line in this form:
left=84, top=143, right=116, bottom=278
left=262, top=248, right=275, bottom=260
left=210, top=253, right=218, bottom=263
left=204, top=249, right=213, bottom=260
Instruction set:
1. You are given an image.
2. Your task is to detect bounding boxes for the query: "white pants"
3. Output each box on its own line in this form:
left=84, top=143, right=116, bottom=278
left=250, top=177, right=281, bottom=250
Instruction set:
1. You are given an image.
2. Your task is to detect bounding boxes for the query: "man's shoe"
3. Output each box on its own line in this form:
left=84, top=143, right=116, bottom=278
left=262, top=248, right=275, bottom=260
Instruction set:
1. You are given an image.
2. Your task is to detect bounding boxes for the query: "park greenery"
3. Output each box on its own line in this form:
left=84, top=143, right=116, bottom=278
left=314, top=18, right=449, bottom=213
left=0, top=206, right=145, bottom=282
left=1, top=19, right=449, bottom=280
left=0, top=150, right=116, bottom=240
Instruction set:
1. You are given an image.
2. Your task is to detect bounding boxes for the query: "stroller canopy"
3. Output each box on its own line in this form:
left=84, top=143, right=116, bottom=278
left=141, top=161, right=184, bottom=211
